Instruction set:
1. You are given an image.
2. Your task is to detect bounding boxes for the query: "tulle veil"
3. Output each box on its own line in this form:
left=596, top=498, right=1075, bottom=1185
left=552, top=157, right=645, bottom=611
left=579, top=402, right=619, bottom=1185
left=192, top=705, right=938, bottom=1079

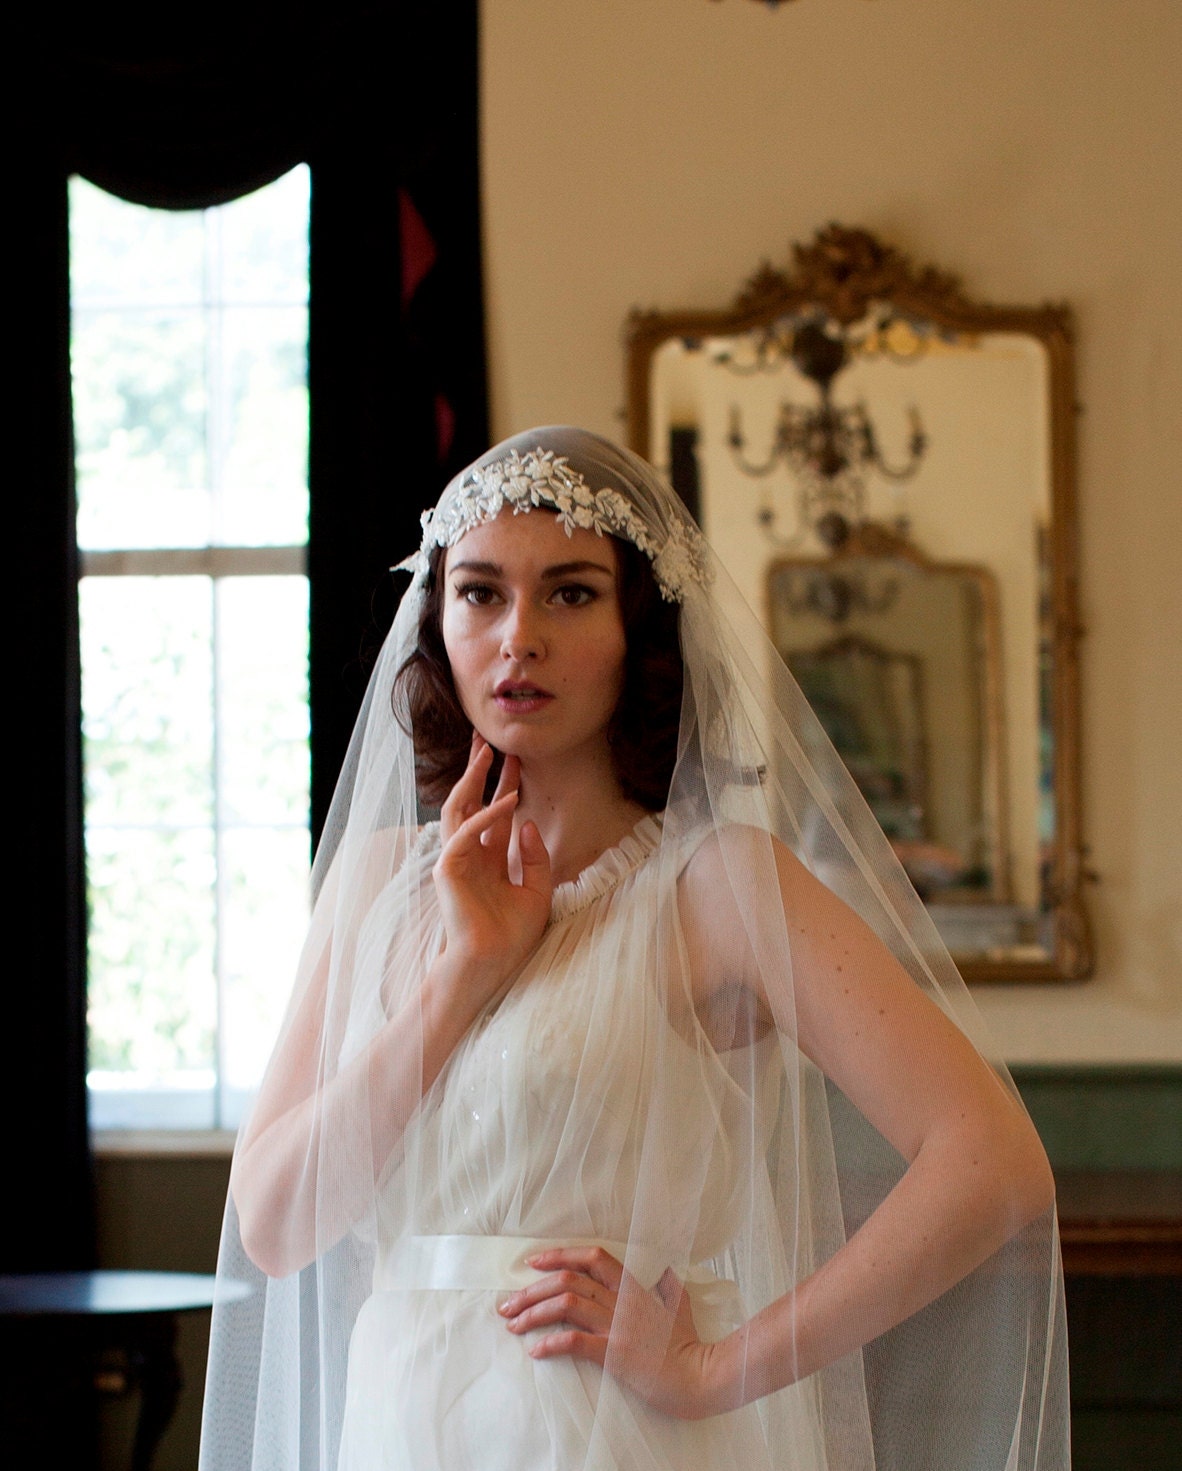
left=199, top=426, right=1069, bottom=1471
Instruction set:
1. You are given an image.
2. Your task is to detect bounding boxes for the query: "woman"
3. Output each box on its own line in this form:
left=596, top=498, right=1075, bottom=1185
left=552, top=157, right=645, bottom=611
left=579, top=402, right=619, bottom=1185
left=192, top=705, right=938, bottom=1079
left=201, top=427, right=1069, bottom=1471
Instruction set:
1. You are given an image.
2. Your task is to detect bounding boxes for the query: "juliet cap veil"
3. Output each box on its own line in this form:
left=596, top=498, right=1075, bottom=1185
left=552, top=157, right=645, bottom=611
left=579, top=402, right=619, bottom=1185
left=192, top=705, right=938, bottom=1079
left=200, top=426, right=1068, bottom=1471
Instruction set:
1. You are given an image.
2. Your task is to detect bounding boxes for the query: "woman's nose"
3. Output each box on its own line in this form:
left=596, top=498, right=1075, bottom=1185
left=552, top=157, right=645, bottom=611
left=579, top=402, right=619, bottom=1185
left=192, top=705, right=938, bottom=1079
left=500, top=604, right=544, bottom=661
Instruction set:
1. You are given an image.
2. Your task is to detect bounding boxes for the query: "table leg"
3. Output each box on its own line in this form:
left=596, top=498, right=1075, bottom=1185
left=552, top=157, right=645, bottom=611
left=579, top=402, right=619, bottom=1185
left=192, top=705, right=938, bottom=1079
left=128, top=1315, right=182, bottom=1471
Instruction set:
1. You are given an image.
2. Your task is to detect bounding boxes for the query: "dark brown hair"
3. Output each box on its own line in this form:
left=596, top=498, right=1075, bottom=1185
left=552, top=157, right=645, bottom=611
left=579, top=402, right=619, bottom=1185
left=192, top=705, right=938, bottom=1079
left=391, top=534, right=684, bottom=810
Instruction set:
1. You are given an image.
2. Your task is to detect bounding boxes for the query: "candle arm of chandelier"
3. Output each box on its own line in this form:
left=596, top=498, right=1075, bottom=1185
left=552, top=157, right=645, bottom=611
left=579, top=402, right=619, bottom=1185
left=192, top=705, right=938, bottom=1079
left=860, top=403, right=927, bottom=481
left=728, top=404, right=794, bottom=477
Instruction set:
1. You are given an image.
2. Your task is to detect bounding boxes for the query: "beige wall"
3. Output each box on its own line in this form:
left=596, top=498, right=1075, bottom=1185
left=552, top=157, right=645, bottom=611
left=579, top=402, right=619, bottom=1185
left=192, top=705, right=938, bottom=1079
left=480, top=0, right=1182, bottom=1062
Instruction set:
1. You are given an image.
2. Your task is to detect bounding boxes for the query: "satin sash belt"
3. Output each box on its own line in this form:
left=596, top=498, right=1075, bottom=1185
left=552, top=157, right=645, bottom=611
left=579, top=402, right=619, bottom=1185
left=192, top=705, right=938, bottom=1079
left=373, top=1235, right=739, bottom=1315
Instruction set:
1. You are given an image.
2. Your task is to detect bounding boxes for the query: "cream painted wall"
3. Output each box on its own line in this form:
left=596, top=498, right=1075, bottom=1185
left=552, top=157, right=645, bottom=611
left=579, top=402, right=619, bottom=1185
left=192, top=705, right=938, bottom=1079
left=479, top=0, right=1182, bottom=1063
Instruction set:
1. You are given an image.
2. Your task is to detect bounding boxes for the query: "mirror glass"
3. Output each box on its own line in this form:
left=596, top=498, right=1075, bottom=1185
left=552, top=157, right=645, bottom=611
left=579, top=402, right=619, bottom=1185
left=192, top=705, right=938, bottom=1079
left=627, top=227, right=1090, bottom=980
left=769, top=548, right=1009, bottom=914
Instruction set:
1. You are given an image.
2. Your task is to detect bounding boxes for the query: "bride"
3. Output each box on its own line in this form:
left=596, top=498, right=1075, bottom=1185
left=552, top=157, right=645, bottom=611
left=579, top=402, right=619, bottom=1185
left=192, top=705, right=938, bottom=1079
left=200, top=426, right=1069, bottom=1471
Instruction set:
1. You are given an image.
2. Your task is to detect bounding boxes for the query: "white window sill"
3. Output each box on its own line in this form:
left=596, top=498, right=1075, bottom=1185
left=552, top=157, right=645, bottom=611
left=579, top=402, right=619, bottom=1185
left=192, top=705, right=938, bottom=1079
left=92, top=1128, right=237, bottom=1159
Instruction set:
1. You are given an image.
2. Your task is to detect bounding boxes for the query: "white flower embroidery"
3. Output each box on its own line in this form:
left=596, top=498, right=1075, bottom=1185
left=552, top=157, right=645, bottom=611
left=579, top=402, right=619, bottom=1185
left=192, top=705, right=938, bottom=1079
left=394, top=447, right=709, bottom=602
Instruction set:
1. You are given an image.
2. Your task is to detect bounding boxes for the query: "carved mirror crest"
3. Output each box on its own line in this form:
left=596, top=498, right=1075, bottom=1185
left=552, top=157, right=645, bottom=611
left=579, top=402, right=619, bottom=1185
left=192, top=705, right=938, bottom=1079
left=627, top=225, right=1091, bottom=981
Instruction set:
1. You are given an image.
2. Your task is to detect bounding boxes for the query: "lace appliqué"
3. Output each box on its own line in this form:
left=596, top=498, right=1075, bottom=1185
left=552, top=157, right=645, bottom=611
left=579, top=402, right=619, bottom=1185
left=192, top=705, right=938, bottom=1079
left=394, top=448, right=709, bottom=603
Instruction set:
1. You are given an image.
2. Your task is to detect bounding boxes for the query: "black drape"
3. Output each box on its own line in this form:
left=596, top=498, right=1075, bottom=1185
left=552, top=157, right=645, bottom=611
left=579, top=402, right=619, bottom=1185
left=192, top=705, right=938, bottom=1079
left=9, top=157, right=93, bottom=1273
left=307, top=13, right=491, bottom=838
left=8, top=5, right=488, bottom=1273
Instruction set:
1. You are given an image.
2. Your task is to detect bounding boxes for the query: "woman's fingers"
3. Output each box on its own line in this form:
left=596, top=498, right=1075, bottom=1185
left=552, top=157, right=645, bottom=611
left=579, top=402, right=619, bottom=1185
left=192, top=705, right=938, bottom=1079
left=525, top=1246, right=624, bottom=1289
left=501, top=1277, right=615, bottom=1338
left=500, top=1262, right=618, bottom=1317
left=500, top=1250, right=710, bottom=1411
left=528, top=1329, right=608, bottom=1366
left=481, top=753, right=519, bottom=852
left=499, top=1262, right=619, bottom=1362
left=444, top=788, right=519, bottom=855
left=499, top=1251, right=625, bottom=1342
left=433, top=739, right=554, bottom=977
left=440, top=735, right=493, bottom=840
left=440, top=741, right=519, bottom=856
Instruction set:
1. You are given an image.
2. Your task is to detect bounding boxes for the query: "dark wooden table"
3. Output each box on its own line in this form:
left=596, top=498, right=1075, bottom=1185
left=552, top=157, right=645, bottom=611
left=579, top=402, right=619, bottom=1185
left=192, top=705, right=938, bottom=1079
left=1056, top=1168, right=1182, bottom=1275
left=1054, top=1170, right=1182, bottom=1471
left=0, top=1270, right=249, bottom=1471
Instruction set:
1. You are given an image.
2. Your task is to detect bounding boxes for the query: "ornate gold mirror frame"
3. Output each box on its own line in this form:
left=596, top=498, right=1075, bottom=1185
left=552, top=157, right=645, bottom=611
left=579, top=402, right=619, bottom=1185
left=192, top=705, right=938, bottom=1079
left=626, top=225, right=1092, bottom=981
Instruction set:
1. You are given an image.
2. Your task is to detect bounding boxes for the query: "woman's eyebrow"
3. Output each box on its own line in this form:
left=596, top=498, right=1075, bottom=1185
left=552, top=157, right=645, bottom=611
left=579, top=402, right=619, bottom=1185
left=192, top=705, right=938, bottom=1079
left=448, top=559, right=502, bottom=577
left=447, top=558, right=615, bottom=579
left=541, top=560, right=615, bottom=580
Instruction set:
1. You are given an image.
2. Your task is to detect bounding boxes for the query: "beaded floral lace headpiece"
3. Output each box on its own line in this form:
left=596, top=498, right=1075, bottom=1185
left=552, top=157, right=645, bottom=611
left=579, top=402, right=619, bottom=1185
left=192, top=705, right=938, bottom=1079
left=393, top=448, right=709, bottom=603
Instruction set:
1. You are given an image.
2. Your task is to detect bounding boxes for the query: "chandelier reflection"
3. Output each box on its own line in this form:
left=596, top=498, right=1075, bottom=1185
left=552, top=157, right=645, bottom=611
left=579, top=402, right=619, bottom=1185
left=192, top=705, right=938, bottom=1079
left=777, top=562, right=902, bottom=624
left=724, top=319, right=927, bottom=551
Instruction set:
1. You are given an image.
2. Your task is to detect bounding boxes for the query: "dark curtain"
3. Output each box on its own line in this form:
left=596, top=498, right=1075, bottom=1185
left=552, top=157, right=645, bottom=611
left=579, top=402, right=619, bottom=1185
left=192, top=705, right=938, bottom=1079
left=9, top=157, right=92, bottom=1274
left=307, top=18, right=491, bottom=837
left=6, top=5, right=488, bottom=1274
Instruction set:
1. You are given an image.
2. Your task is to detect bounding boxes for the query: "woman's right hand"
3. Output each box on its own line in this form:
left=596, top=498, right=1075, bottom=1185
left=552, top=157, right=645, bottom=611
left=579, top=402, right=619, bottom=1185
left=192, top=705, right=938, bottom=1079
left=432, top=736, right=553, bottom=1001
left=233, top=740, right=549, bottom=1279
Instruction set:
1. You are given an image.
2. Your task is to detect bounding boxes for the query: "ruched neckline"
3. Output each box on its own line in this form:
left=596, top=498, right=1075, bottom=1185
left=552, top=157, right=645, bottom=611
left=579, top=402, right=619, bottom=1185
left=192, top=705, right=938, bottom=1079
left=549, top=813, right=664, bottom=923
left=409, top=813, right=664, bottom=924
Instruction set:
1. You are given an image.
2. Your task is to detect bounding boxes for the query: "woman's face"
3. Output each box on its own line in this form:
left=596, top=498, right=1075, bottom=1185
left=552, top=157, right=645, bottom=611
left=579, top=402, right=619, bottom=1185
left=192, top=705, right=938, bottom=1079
left=441, top=509, right=627, bottom=769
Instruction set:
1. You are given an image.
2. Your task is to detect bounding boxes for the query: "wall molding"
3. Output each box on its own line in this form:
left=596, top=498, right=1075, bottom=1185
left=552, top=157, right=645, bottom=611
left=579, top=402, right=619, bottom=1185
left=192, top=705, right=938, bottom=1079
left=1011, top=1064, right=1182, bottom=1170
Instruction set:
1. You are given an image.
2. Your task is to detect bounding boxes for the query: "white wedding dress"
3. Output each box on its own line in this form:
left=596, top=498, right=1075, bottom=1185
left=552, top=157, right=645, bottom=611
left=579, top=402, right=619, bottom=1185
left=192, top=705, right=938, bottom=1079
left=336, top=815, right=795, bottom=1471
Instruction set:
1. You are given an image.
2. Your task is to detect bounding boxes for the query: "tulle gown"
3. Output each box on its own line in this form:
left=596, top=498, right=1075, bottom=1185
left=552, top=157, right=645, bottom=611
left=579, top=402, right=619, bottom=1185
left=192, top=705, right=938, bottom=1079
left=335, top=814, right=802, bottom=1471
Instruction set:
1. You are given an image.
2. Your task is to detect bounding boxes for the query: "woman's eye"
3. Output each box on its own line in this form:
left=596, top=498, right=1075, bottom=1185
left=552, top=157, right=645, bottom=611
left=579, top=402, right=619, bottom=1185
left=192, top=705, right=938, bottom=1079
left=552, top=585, right=595, bottom=607
left=458, top=583, right=498, bottom=606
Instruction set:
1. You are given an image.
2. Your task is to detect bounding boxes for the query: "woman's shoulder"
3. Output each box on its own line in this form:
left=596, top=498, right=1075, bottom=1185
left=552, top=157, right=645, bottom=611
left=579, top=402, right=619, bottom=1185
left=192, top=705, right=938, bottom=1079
left=676, top=820, right=802, bottom=895
left=673, top=821, right=826, bottom=971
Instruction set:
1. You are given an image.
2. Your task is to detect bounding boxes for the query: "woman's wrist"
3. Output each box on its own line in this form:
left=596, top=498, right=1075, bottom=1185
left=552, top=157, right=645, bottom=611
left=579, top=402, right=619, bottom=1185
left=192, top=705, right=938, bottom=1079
left=693, top=1328, right=757, bottom=1418
left=700, top=1294, right=806, bottom=1416
left=420, top=948, right=504, bottom=1035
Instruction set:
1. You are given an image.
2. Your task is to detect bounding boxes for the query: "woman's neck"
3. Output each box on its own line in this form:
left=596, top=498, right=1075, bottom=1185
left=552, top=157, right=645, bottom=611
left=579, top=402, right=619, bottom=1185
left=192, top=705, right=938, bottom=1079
left=510, top=750, right=648, bottom=887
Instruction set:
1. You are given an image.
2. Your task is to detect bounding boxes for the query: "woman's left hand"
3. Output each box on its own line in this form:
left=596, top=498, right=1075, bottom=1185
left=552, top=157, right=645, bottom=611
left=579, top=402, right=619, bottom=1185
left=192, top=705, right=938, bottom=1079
left=497, top=1246, right=733, bottom=1420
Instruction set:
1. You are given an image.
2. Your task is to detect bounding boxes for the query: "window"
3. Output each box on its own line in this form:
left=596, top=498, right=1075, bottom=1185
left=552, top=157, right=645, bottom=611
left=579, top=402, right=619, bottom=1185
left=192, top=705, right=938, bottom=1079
left=72, top=167, right=311, bottom=1132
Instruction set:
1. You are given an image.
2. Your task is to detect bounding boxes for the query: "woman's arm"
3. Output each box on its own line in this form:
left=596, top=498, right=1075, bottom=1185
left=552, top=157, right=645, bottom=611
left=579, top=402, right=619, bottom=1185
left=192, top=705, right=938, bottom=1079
left=232, top=740, right=553, bottom=1277
left=696, top=835, right=1055, bottom=1409
left=231, top=947, right=504, bottom=1277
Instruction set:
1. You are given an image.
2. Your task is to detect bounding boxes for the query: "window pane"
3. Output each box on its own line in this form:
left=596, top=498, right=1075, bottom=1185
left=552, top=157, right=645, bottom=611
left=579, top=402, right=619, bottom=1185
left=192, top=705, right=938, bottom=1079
left=80, top=577, right=214, bottom=828
left=217, top=166, right=310, bottom=305
left=82, top=577, right=217, bottom=1096
left=218, top=576, right=310, bottom=826
left=73, top=307, right=210, bottom=550
left=220, top=827, right=310, bottom=1123
left=85, top=825, right=217, bottom=1079
left=69, top=177, right=204, bottom=307
left=214, top=306, right=309, bottom=546
left=71, top=168, right=309, bottom=552
left=216, top=575, right=311, bottom=1125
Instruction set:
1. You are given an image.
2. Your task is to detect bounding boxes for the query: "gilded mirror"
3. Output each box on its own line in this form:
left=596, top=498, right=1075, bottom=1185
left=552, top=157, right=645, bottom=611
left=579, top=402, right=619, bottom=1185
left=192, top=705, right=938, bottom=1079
left=626, top=225, right=1091, bottom=981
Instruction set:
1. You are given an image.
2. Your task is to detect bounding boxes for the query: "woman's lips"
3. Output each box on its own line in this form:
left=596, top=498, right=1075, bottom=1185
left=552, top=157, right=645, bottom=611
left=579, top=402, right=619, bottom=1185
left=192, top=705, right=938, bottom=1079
left=494, top=680, right=554, bottom=713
